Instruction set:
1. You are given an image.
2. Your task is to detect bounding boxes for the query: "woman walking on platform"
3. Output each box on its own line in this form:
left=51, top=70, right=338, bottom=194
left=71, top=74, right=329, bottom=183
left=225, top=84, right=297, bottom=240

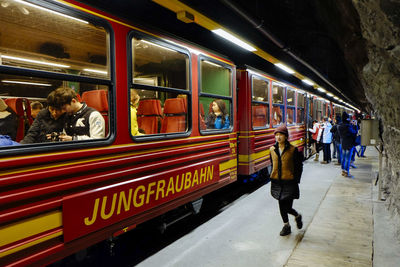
left=270, top=124, right=304, bottom=236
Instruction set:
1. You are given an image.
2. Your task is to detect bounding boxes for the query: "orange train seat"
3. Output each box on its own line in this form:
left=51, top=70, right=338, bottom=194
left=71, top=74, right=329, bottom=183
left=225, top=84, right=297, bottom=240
left=199, top=103, right=206, bottom=130
left=252, top=105, right=268, bottom=127
left=81, top=90, right=109, bottom=135
left=161, top=98, right=187, bottom=133
left=24, top=98, right=34, bottom=126
left=137, top=99, right=162, bottom=134
left=4, top=98, right=25, bottom=142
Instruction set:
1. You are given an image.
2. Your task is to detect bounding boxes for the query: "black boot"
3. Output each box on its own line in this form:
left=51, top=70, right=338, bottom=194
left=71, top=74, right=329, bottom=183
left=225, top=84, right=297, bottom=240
left=280, top=223, right=291, bottom=236
left=295, top=214, right=303, bottom=229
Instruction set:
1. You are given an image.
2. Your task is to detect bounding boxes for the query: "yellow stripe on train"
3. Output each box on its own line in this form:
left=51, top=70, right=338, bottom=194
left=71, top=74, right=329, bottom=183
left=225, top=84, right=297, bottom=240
left=0, top=210, right=62, bottom=256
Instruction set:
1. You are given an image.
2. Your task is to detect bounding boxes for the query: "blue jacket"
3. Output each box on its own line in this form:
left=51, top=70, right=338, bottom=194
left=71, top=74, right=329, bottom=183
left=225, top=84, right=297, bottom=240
left=0, top=135, right=20, bottom=146
left=206, top=114, right=230, bottom=129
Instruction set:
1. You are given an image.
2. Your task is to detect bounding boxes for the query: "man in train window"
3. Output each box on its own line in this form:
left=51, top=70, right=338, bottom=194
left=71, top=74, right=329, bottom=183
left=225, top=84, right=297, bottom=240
left=21, top=91, right=65, bottom=144
left=53, top=87, right=105, bottom=141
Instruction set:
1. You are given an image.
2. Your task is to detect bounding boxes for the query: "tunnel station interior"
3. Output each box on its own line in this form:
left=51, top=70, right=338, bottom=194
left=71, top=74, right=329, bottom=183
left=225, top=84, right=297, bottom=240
left=76, top=0, right=400, bottom=244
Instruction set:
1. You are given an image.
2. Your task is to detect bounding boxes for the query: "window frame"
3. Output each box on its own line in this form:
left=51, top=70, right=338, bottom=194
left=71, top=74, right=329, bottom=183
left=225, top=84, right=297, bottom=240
left=271, top=82, right=285, bottom=127
left=0, top=1, right=115, bottom=156
left=127, top=31, right=192, bottom=141
left=286, top=87, right=295, bottom=125
left=296, top=92, right=305, bottom=125
left=251, top=74, right=270, bottom=130
left=198, top=55, right=234, bottom=134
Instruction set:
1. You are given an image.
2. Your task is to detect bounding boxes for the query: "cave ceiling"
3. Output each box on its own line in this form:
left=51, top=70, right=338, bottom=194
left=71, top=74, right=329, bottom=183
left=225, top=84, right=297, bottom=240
left=78, top=0, right=369, bottom=111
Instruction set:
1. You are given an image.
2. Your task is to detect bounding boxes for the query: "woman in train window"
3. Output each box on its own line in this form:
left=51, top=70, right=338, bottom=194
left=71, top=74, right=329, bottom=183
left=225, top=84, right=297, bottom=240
left=269, top=124, right=303, bottom=236
left=205, top=99, right=230, bottom=129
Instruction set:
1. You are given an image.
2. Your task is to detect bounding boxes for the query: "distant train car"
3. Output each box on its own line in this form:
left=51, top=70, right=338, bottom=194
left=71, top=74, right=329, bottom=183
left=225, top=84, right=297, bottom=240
left=237, top=68, right=306, bottom=176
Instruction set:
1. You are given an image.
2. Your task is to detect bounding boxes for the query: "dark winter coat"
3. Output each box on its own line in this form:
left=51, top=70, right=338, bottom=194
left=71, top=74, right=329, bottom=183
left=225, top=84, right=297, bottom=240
left=0, top=111, right=18, bottom=141
left=270, top=141, right=303, bottom=200
left=21, top=108, right=65, bottom=144
left=330, top=124, right=341, bottom=143
left=337, top=122, right=357, bottom=150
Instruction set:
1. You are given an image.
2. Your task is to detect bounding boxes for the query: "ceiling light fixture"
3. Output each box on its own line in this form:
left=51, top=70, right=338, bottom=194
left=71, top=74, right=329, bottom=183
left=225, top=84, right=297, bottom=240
left=13, top=0, right=88, bottom=24
left=327, top=92, right=334, bottom=97
left=1, top=55, right=70, bottom=68
left=274, top=63, right=295, bottom=74
left=317, top=87, right=326, bottom=93
left=212, top=29, right=256, bottom=52
left=301, top=79, right=314, bottom=86
left=2, top=80, right=52, bottom=86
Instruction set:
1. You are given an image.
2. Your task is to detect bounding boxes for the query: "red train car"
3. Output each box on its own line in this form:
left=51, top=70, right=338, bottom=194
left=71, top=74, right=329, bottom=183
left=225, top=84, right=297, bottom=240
left=237, top=68, right=306, bottom=176
left=0, top=1, right=353, bottom=266
left=0, top=1, right=237, bottom=265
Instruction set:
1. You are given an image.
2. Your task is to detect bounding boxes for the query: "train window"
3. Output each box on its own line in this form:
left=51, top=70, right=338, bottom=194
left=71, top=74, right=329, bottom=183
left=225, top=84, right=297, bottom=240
left=0, top=2, right=112, bottom=149
left=0, top=0, right=109, bottom=79
left=272, top=83, right=285, bottom=126
left=297, top=93, right=305, bottom=124
left=132, top=39, right=189, bottom=90
left=286, top=88, right=295, bottom=125
left=130, top=37, right=190, bottom=137
left=251, top=76, right=269, bottom=128
left=0, top=73, right=110, bottom=144
left=252, top=76, right=269, bottom=102
left=316, top=99, right=323, bottom=121
left=287, top=89, right=295, bottom=106
left=199, top=59, right=232, bottom=132
left=130, top=88, right=189, bottom=135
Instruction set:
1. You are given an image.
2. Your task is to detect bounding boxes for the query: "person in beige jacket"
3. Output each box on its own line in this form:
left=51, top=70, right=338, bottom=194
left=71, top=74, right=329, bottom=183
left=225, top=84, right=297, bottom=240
left=270, top=124, right=303, bottom=236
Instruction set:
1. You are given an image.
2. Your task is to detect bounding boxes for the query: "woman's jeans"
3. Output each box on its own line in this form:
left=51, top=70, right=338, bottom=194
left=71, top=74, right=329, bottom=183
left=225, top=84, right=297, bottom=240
left=342, top=147, right=354, bottom=173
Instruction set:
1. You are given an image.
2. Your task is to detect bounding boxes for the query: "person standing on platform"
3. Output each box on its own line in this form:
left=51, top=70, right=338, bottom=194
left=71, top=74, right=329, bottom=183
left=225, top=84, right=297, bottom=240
left=330, top=115, right=342, bottom=165
left=318, top=117, right=332, bottom=164
left=269, top=124, right=303, bottom=236
left=338, top=112, right=357, bottom=177
left=308, top=120, right=320, bottom=161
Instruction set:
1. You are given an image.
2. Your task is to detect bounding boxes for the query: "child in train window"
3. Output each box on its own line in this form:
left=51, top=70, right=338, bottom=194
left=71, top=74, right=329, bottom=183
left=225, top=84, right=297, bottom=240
left=206, top=99, right=230, bottom=129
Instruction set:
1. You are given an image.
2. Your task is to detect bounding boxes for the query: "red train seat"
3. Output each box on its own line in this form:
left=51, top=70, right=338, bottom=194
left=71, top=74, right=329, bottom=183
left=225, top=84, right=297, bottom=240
left=161, top=98, right=186, bottom=133
left=81, top=90, right=109, bottom=135
left=24, top=98, right=34, bottom=126
left=137, top=99, right=162, bottom=134
left=4, top=98, right=25, bottom=142
left=252, top=105, right=268, bottom=127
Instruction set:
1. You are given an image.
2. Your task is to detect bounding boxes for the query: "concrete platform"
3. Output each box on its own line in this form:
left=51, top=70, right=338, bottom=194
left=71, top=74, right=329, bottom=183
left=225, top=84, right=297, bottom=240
left=136, top=147, right=400, bottom=267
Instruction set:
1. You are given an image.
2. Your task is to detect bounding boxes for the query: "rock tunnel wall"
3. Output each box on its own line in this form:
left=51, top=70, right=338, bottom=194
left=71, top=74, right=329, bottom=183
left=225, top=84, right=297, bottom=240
left=351, top=0, right=400, bottom=238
